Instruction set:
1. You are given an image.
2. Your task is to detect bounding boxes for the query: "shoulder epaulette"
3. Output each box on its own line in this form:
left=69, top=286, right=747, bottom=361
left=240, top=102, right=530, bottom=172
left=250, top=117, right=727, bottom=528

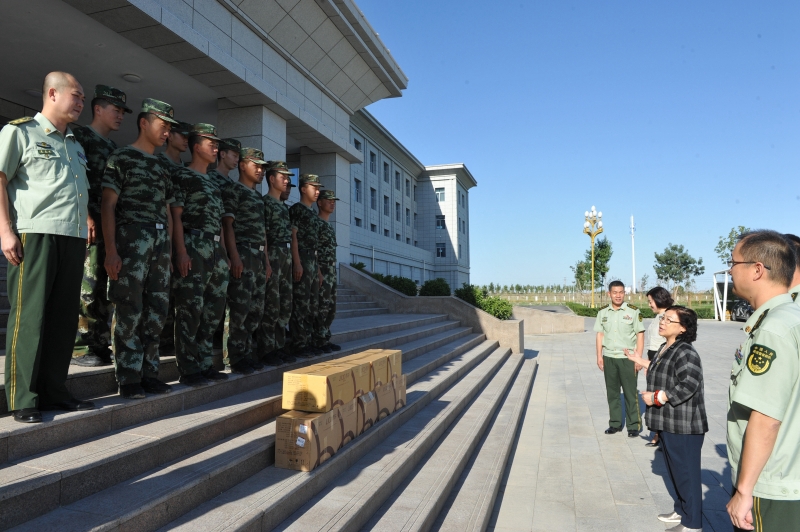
left=598, top=304, right=609, bottom=311
left=7, top=117, right=34, bottom=126
left=627, top=303, right=638, bottom=310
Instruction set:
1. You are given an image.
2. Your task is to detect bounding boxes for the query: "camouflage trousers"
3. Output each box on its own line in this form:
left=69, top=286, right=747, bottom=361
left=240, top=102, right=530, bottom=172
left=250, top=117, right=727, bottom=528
left=173, top=234, right=229, bottom=376
left=158, top=291, right=175, bottom=353
left=313, top=261, right=337, bottom=347
left=107, top=225, right=171, bottom=385
left=257, top=245, right=292, bottom=355
left=289, top=253, right=318, bottom=352
left=223, top=245, right=266, bottom=366
left=74, top=220, right=111, bottom=358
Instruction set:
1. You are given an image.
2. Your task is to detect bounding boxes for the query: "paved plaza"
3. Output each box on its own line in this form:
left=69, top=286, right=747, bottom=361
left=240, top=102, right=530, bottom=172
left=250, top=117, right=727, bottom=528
left=491, top=318, right=743, bottom=532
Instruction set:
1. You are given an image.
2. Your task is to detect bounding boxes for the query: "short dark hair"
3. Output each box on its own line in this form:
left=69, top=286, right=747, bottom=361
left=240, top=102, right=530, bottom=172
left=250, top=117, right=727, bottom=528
left=188, top=134, right=202, bottom=154
left=737, top=230, right=796, bottom=288
left=784, top=234, right=800, bottom=269
left=666, top=305, right=697, bottom=343
left=136, top=112, right=156, bottom=134
left=608, top=280, right=625, bottom=291
left=646, top=286, right=674, bottom=310
left=90, top=98, right=112, bottom=119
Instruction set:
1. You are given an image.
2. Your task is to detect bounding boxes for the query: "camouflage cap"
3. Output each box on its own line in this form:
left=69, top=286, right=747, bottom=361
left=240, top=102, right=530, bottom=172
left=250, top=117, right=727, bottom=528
left=190, top=123, right=221, bottom=141
left=299, top=173, right=323, bottom=187
left=318, top=190, right=339, bottom=201
left=288, top=182, right=297, bottom=188
left=265, top=161, right=295, bottom=176
left=141, top=98, right=179, bottom=125
left=94, top=85, right=132, bottom=113
left=240, top=147, right=267, bottom=165
left=171, top=121, right=192, bottom=136
left=219, top=138, right=241, bottom=152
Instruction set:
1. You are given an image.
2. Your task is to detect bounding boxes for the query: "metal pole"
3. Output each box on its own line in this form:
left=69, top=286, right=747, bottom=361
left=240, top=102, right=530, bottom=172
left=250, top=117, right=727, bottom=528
left=591, top=233, right=596, bottom=308
left=630, top=215, right=636, bottom=293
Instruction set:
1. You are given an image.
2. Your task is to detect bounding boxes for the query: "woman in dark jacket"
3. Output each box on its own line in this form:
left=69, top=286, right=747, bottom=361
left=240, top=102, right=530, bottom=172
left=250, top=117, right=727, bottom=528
left=625, top=306, right=708, bottom=532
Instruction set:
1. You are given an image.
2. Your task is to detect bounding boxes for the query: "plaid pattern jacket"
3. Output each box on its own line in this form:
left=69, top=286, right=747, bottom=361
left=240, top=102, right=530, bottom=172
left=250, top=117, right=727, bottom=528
left=645, top=340, right=708, bottom=434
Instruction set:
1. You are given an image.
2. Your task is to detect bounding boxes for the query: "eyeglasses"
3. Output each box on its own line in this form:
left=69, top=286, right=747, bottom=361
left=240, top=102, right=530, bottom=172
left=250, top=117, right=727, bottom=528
left=727, top=259, right=771, bottom=270
left=659, top=315, right=680, bottom=325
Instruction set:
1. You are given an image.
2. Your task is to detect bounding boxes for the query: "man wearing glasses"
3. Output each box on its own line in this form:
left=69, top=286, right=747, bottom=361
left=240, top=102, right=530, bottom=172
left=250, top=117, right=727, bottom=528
left=726, top=230, right=800, bottom=532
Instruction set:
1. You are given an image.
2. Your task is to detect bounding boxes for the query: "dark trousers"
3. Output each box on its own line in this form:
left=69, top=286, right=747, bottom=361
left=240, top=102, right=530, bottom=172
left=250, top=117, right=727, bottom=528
left=603, top=355, right=641, bottom=431
left=5, top=234, right=85, bottom=410
left=661, top=431, right=704, bottom=529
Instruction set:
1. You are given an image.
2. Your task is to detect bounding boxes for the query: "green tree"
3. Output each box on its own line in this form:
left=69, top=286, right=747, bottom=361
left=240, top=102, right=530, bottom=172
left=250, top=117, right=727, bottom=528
left=488, top=282, right=495, bottom=293
left=571, top=237, right=613, bottom=291
left=654, top=244, right=705, bottom=296
left=639, top=273, right=649, bottom=293
left=714, top=226, right=750, bottom=264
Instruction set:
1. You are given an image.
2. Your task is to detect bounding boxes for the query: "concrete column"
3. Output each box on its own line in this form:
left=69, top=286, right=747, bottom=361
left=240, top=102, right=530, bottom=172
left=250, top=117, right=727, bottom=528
left=217, top=106, right=286, bottom=190
left=299, top=152, right=351, bottom=271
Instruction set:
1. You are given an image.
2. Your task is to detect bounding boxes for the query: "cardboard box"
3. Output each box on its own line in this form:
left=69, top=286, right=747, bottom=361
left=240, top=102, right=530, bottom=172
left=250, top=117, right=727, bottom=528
left=337, top=398, right=359, bottom=445
left=355, top=352, right=390, bottom=389
left=357, top=390, right=378, bottom=434
left=333, top=360, right=371, bottom=397
left=392, top=374, right=407, bottom=411
left=375, top=381, right=395, bottom=421
left=275, top=409, right=341, bottom=471
left=383, top=349, right=403, bottom=381
left=282, top=365, right=356, bottom=412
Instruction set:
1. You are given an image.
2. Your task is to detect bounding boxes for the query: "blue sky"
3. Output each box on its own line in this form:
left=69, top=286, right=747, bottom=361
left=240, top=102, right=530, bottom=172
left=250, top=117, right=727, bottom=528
left=356, top=0, right=800, bottom=290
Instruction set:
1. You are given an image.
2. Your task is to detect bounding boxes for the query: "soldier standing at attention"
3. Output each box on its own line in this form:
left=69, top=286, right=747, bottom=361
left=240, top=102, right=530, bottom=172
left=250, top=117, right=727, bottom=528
left=314, top=190, right=341, bottom=353
left=221, top=147, right=270, bottom=374
left=170, top=124, right=229, bottom=386
left=594, top=280, right=644, bottom=437
left=726, top=231, right=800, bottom=532
left=72, top=85, right=131, bottom=367
left=260, top=161, right=295, bottom=366
left=102, top=99, right=178, bottom=399
left=289, top=174, right=323, bottom=358
left=0, top=72, right=96, bottom=423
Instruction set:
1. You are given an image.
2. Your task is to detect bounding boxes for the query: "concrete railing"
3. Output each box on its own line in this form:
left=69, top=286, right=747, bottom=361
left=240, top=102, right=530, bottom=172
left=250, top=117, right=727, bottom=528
left=512, top=306, right=585, bottom=334
left=339, top=264, right=523, bottom=354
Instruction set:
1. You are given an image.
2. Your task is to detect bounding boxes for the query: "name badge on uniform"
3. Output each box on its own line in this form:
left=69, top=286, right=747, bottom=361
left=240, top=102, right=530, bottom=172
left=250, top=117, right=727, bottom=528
left=155, top=223, right=164, bottom=230
left=36, top=142, right=53, bottom=149
left=78, top=152, right=88, bottom=164
left=213, top=235, right=221, bottom=242
left=734, top=345, right=743, bottom=365
left=602, top=317, right=608, bottom=323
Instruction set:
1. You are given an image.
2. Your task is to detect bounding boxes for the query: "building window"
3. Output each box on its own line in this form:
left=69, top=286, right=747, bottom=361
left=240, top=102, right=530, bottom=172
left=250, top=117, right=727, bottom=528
left=370, top=188, right=377, bottom=210
left=384, top=229, right=389, bottom=237
left=369, top=152, right=376, bottom=174
left=414, top=240, right=418, bottom=247
left=355, top=217, right=362, bottom=227
left=406, top=237, right=410, bottom=245
left=395, top=233, right=400, bottom=241
left=459, top=244, right=462, bottom=257
left=405, top=208, right=410, bottom=226
left=371, top=223, right=377, bottom=233
left=354, top=179, right=362, bottom=203
left=353, top=138, right=362, bottom=151
left=395, top=202, right=401, bottom=222
left=458, top=216, right=461, bottom=232
left=435, top=187, right=445, bottom=202
left=436, top=243, right=446, bottom=257
left=405, top=179, right=410, bottom=197
left=414, top=213, right=417, bottom=227
left=383, top=195, right=389, bottom=216
left=462, top=219, right=466, bottom=233
left=461, top=193, right=465, bottom=207
left=383, top=162, right=389, bottom=182
left=395, top=171, right=400, bottom=190
left=436, top=215, right=445, bottom=230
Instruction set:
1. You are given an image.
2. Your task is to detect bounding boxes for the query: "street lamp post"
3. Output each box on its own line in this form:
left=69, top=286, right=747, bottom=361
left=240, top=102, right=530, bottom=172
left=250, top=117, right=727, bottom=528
left=583, top=206, right=604, bottom=308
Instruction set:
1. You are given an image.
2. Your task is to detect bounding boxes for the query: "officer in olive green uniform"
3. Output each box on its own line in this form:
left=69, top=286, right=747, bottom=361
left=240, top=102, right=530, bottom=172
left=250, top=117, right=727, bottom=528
left=73, top=85, right=132, bottom=366
left=221, top=147, right=268, bottom=374
left=171, top=123, right=229, bottom=386
left=314, top=190, right=340, bottom=352
left=289, top=174, right=323, bottom=357
left=594, top=281, right=644, bottom=436
left=259, top=161, right=295, bottom=365
left=0, top=72, right=96, bottom=422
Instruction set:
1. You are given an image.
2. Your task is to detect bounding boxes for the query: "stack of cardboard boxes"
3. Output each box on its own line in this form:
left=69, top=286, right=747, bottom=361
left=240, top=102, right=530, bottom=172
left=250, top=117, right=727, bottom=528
left=275, top=349, right=407, bottom=471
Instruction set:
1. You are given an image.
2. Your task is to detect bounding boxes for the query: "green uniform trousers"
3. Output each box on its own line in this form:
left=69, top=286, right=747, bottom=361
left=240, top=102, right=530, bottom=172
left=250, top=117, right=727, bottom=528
left=158, top=291, right=175, bottom=353
left=289, top=253, right=318, bottom=353
left=173, top=234, right=229, bottom=376
left=74, top=220, right=111, bottom=358
left=603, top=355, right=641, bottom=431
left=223, top=245, right=266, bottom=366
left=733, top=493, right=800, bottom=532
left=107, top=226, right=171, bottom=385
left=5, top=234, right=85, bottom=410
left=314, top=261, right=337, bottom=347
left=258, top=245, right=292, bottom=355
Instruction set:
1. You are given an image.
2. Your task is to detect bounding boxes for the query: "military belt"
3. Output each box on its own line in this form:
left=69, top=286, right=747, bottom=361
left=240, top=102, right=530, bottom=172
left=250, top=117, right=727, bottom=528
left=122, top=222, right=166, bottom=230
left=187, top=228, right=220, bottom=242
left=268, top=241, right=291, bottom=249
left=298, top=249, right=316, bottom=259
left=239, top=243, right=265, bottom=253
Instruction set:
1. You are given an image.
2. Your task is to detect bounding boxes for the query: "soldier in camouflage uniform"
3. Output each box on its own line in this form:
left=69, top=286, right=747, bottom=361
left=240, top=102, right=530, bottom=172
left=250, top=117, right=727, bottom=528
left=289, top=174, right=323, bottom=357
left=221, top=147, right=269, bottom=374
left=314, top=190, right=341, bottom=353
left=170, top=123, right=230, bottom=386
left=157, top=121, right=191, bottom=355
left=72, top=85, right=131, bottom=366
left=102, top=99, right=178, bottom=398
left=259, top=161, right=296, bottom=365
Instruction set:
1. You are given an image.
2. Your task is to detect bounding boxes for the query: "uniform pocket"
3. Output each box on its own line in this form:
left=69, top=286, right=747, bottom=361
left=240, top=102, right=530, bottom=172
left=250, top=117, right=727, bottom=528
left=27, top=149, right=62, bottom=179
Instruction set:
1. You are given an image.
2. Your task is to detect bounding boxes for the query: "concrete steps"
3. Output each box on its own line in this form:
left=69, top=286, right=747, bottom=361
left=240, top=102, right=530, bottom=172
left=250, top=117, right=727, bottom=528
left=335, top=301, right=379, bottom=311
left=334, top=307, right=389, bottom=319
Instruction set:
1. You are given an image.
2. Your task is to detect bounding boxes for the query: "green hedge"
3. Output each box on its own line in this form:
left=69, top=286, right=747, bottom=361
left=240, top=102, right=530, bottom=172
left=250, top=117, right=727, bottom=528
left=419, top=278, right=451, bottom=296
left=371, top=273, right=418, bottom=296
left=566, top=302, right=599, bottom=317
left=566, top=302, right=715, bottom=320
left=454, top=283, right=513, bottom=320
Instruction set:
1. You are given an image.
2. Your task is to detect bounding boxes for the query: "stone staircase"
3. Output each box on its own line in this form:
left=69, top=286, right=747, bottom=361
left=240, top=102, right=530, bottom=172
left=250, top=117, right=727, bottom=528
left=0, top=281, right=535, bottom=532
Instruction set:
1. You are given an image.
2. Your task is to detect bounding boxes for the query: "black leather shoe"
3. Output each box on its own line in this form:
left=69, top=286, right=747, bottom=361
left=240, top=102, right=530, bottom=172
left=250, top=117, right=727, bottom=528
left=119, top=383, right=146, bottom=399
left=263, top=352, right=283, bottom=366
left=320, top=344, right=333, bottom=353
left=70, top=354, right=112, bottom=367
left=141, top=377, right=172, bottom=394
left=13, top=408, right=42, bottom=423
left=249, top=359, right=265, bottom=371
left=40, top=398, right=96, bottom=411
left=201, top=368, right=229, bottom=381
left=179, top=373, right=209, bottom=387
left=628, top=430, right=640, bottom=438
left=604, top=427, right=621, bottom=435
left=281, top=353, right=297, bottom=364
left=228, top=360, right=254, bottom=375
left=310, top=347, right=325, bottom=356
left=327, top=342, right=341, bottom=352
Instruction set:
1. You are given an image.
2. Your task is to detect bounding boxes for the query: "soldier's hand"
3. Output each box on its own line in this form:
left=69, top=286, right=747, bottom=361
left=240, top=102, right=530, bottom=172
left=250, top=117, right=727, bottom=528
left=176, top=251, right=192, bottom=278
left=87, top=215, right=96, bottom=245
left=105, top=253, right=122, bottom=281
left=265, top=260, right=273, bottom=281
left=231, top=255, right=243, bottom=278
left=597, top=357, right=604, bottom=371
left=727, top=490, right=754, bottom=530
left=1, top=232, right=23, bottom=266
left=293, top=261, right=303, bottom=282
left=319, top=271, right=324, bottom=287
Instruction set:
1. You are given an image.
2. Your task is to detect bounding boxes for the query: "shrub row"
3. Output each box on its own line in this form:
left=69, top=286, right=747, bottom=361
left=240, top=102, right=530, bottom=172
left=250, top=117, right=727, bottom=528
left=370, top=273, right=418, bottom=296
left=565, top=302, right=715, bottom=320
left=454, top=283, right=513, bottom=320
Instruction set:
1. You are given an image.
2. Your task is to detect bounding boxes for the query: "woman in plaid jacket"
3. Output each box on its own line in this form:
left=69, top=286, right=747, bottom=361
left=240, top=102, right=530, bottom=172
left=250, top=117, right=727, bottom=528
left=626, top=306, right=708, bottom=532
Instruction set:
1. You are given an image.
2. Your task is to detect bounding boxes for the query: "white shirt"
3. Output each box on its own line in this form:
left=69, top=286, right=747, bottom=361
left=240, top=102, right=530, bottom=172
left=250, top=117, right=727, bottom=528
left=646, top=311, right=666, bottom=351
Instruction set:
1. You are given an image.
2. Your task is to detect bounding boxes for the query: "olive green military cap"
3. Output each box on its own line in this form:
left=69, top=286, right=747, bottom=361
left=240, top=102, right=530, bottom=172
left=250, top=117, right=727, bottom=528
left=141, top=98, right=179, bottom=125
left=265, top=160, right=294, bottom=176
left=190, top=123, right=221, bottom=141
left=240, top=147, right=267, bottom=164
left=219, top=138, right=241, bottom=152
left=299, top=173, right=323, bottom=187
left=318, top=190, right=339, bottom=200
left=172, top=121, right=192, bottom=136
left=94, top=85, right=132, bottom=113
